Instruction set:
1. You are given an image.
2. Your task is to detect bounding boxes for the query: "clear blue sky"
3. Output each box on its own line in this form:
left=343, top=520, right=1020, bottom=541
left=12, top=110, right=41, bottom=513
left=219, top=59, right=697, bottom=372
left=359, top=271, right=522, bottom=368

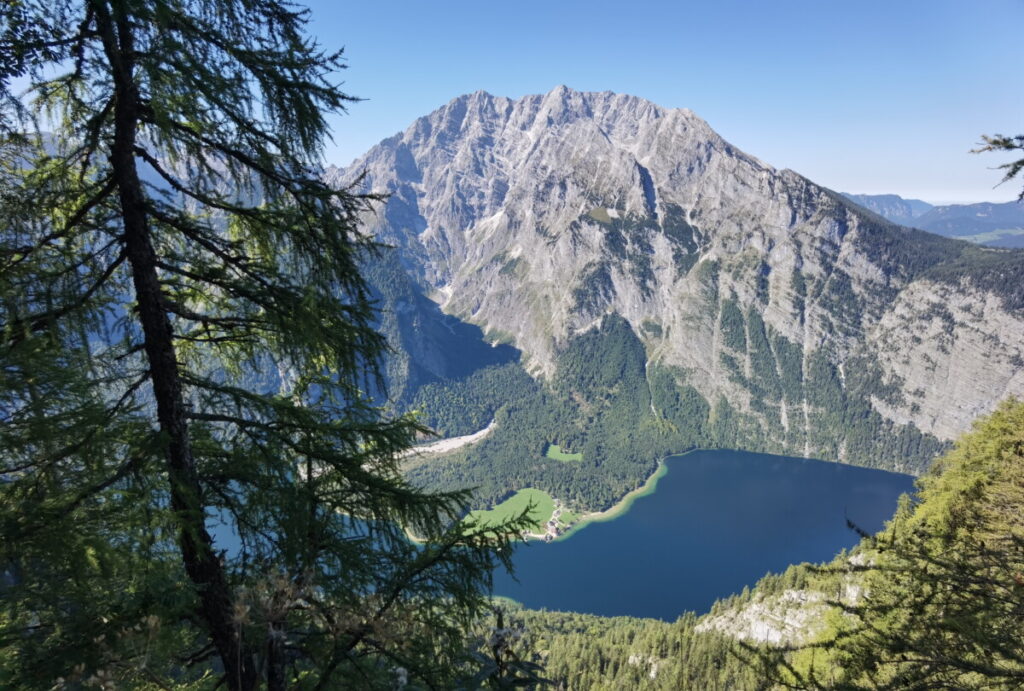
left=305, top=0, right=1023, bottom=204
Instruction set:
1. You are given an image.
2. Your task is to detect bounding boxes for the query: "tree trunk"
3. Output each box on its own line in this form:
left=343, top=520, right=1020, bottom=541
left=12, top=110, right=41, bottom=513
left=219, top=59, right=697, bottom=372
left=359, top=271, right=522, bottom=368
left=91, top=2, right=257, bottom=688
left=267, top=621, right=286, bottom=691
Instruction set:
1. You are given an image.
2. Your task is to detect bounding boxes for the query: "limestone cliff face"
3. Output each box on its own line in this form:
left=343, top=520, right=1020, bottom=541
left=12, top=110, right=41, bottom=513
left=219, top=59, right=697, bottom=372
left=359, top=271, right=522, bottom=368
left=695, top=589, right=830, bottom=646
left=867, top=281, right=1024, bottom=440
left=328, top=86, right=1024, bottom=453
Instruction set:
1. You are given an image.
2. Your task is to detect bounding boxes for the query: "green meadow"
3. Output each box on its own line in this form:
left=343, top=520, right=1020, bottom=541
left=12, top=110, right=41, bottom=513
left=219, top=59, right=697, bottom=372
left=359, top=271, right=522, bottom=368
left=467, top=488, right=555, bottom=533
left=545, top=443, right=583, bottom=462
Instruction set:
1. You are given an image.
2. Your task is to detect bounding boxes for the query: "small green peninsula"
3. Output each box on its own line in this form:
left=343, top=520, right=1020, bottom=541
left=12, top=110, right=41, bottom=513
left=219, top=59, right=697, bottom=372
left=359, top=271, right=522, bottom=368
left=468, top=489, right=555, bottom=533
left=469, top=458, right=671, bottom=541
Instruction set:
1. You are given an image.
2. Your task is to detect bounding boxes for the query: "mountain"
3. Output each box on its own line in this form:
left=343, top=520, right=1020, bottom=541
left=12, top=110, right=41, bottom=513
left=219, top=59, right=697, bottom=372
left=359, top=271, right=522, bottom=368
left=842, top=193, right=933, bottom=223
left=327, top=87, right=1024, bottom=509
left=915, top=201, right=1024, bottom=246
left=843, top=193, right=1024, bottom=248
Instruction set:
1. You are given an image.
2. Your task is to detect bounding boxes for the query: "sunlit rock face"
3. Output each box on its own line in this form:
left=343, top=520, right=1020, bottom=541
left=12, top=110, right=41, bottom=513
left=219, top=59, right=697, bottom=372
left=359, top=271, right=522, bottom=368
left=327, top=86, right=1024, bottom=459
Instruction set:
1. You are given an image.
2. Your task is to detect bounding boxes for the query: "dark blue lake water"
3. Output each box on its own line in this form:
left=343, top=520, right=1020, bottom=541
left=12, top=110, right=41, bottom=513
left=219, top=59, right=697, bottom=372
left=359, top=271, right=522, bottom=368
left=492, top=449, right=915, bottom=620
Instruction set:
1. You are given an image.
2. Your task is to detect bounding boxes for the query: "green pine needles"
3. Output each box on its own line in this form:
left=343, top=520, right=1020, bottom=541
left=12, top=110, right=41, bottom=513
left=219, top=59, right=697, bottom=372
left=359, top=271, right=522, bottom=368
left=0, top=2, right=530, bottom=688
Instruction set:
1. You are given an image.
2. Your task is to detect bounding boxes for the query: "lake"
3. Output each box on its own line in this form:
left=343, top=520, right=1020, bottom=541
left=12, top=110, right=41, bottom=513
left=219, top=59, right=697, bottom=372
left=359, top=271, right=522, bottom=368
left=492, top=449, right=915, bottom=620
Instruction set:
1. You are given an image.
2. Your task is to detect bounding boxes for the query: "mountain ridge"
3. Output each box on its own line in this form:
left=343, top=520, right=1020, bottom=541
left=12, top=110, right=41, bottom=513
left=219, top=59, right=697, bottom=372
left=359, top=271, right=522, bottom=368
left=328, top=87, right=1024, bottom=485
left=841, top=193, right=933, bottom=223
left=842, top=192, right=1024, bottom=247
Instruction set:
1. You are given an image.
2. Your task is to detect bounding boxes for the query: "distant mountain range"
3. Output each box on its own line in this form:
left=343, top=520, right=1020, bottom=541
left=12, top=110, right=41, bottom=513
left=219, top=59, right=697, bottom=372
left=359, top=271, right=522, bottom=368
left=842, top=193, right=1024, bottom=248
left=326, top=87, right=1024, bottom=510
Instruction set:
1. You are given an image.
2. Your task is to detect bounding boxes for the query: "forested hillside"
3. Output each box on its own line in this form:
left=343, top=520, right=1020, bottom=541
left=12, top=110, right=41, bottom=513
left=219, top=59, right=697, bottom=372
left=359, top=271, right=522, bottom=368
left=504, top=607, right=759, bottom=690
left=843, top=193, right=1024, bottom=248
left=406, top=314, right=946, bottom=513
left=768, top=397, right=1024, bottom=687
left=504, top=399, right=1024, bottom=689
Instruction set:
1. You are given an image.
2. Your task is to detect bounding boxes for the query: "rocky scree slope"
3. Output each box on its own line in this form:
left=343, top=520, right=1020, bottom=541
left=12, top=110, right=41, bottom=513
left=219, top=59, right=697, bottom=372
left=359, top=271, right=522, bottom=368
left=328, top=86, right=1024, bottom=470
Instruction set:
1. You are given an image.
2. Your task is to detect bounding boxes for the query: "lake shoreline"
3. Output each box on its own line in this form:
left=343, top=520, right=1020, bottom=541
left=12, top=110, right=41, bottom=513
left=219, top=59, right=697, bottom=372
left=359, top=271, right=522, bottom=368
left=495, top=448, right=917, bottom=619
left=507, top=447, right=918, bottom=543
left=541, top=449, right=689, bottom=542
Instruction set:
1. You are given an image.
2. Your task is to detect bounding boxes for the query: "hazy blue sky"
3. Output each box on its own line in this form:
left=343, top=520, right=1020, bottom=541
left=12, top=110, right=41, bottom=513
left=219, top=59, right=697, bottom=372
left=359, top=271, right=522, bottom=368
left=305, top=0, right=1022, bottom=204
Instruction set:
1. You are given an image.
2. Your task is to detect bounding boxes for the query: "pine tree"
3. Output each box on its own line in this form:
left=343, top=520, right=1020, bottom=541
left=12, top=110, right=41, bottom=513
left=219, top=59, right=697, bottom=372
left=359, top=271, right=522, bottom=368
left=0, top=2, right=527, bottom=688
left=974, top=134, right=1024, bottom=201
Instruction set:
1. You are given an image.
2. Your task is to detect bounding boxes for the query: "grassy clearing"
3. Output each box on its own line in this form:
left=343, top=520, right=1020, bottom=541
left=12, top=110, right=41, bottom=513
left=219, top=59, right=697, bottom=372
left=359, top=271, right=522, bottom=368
left=587, top=206, right=612, bottom=224
left=557, top=509, right=580, bottom=526
left=467, top=488, right=555, bottom=533
left=545, top=443, right=583, bottom=462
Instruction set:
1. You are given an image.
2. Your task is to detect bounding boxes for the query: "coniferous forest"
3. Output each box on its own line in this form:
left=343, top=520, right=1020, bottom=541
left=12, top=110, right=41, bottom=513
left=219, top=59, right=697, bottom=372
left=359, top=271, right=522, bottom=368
left=2, top=1, right=1024, bottom=690
left=406, top=312, right=946, bottom=514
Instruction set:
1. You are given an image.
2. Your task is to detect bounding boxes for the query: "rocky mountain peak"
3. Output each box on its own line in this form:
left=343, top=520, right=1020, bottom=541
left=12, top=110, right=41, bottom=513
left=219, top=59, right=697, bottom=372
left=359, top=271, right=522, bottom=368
left=330, top=86, right=771, bottom=283
left=329, top=88, right=1024, bottom=451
